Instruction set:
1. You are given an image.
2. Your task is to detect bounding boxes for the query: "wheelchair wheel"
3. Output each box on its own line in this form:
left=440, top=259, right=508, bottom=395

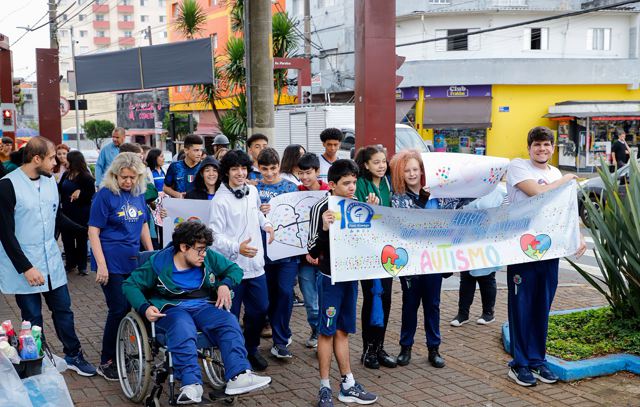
left=202, top=347, right=226, bottom=390
left=117, top=312, right=152, bottom=403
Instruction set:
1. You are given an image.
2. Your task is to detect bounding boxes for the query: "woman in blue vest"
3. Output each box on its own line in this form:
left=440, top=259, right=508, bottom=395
left=89, top=152, right=154, bottom=381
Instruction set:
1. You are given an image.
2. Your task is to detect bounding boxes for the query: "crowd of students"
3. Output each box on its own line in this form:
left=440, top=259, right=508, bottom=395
left=0, top=125, right=586, bottom=406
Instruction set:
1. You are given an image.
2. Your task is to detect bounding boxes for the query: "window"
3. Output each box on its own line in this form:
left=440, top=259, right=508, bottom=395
left=212, top=33, right=218, bottom=49
left=78, top=14, right=85, bottom=21
left=317, top=0, right=336, bottom=8
left=124, top=31, right=132, bottom=37
left=524, top=27, right=548, bottom=50
left=122, top=14, right=132, bottom=22
left=141, top=15, right=148, bottom=22
left=79, top=30, right=88, bottom=38
left=587, top=28, right=611, bottom=51
left=159, top=15, right=166, bottom=23
left=140, top=0, right=146, bottom=5
left=119, top=0, right=131, bottom=4
left=435, top=28, right=480, bottom=51
left=62, top=14, right=68, bottom=21
left=159, top=0, right=166, bottom=6
left=163, top=31, right=168, bottom=38
left=96, top=30, right=106, bottom=37
left=96, top=14, right=105, bottom=21
left=77, top=0, right=86, bottom=4
left=492, top=0, right=527, bottom=5
left=320, top=48, right=338, bottom=71
left=429, top=0, right=449, bottom=4
left=59, top=30, right=67, bottom=37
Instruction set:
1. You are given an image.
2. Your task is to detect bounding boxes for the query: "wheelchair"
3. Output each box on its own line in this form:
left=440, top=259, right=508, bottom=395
left=115, top=251, right=233, bottom=406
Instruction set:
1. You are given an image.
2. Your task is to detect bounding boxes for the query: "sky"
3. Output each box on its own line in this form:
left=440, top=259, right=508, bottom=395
left=1, top=0, right=56, bottom=81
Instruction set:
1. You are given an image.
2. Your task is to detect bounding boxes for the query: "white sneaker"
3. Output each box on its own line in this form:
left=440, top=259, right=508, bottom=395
left=225, top=370, right=272, bottom=396
left=177, top=383, right=203, bottom=404
left=450, top=315, right=469, bottom=327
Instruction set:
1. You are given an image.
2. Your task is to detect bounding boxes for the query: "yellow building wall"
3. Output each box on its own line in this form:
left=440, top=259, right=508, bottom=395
left=488, top=84, right=640, bottom=165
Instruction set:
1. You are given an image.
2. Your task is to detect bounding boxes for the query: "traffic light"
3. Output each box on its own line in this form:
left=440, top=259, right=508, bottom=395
left=2, top=109, right=12, bottom=126
left=12, top=78, right=22, bottom=104
left=396, top=55, right=406, bottom=88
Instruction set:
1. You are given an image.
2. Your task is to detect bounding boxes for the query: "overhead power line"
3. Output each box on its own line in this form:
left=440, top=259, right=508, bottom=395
left=316, top=0, right=640, bottom=59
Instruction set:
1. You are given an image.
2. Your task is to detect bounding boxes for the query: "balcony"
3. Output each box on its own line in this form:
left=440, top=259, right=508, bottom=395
left=94, top=36, right=111, bottom=45
left=92, top=3, right=109, bottom=13
left=118, top=21, right=135, bottom=30
left=119, top=37, right=135, bottom=46
left=93, top=20, right=110, bottom=29
left=117, top=5, right=134, bottom=13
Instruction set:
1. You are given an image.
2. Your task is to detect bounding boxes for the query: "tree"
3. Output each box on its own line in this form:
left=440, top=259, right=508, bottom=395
left=84, top=120, right=114, bottom=149
left=162, top=112, right=198, bottom=138
left=272, top=12, right=299, bottom=105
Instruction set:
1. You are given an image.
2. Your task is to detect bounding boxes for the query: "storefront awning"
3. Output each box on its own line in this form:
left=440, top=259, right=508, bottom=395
left=423, top=97, right=492, bottom=129
left=396, top=100, right=416, bottom=123
left=544, top=112, right=640, bottom=119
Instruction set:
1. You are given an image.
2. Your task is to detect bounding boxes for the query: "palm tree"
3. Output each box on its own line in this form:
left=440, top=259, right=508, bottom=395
left=173, top=0, right=224, bottom=124
left=272, top=11, right=299, bottom=105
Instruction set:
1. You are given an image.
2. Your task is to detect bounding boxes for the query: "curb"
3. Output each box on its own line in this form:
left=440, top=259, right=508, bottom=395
left=501, top=307, right=640, bottom=381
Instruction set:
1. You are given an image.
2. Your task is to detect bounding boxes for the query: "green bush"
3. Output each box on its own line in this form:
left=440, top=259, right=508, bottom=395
left=547, top=307, right=640, bottom=360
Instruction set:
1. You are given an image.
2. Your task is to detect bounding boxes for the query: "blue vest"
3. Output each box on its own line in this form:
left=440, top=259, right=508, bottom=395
left=0, top=169, right=67, bottom=294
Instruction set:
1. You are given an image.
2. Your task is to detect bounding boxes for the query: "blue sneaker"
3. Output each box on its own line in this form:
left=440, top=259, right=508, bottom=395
left=318, top=386, right=333, bottom=407
left=508, top=367, right=536, bottom=387
left=530, top=365, right=559, bottom=384
left=65, top=351, right=97, bottom=377
left=338, top=382, right=377, bottom=405
left=270, top=344, right=292, bottom=359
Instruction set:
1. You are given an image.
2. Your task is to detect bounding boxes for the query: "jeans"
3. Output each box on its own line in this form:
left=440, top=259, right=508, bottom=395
left=230, top=274, right=268, bottom=355
left=298, top=263, right=319, bottom=333
left=15, top=283, right=82, bottom=357
left=457, top=272, right=497, bottom=319
left=100, top=273, right=131, bottom=364
left=265, top=262, right=298, bottom=346
left=156, top=304, right=251, bottom=384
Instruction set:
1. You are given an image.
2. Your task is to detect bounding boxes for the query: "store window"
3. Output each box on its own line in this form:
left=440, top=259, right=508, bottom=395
left=433, top=129, right=487, bottom=155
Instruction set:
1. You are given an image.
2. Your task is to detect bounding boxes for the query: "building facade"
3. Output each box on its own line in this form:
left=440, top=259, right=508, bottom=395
left=57, top=0, right=168, bottom=139
left=287, top=0, right=640, bottom=168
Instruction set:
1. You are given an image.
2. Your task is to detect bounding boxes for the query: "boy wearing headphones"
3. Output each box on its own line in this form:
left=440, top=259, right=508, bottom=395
left=210, top=150, right=275, bottom=372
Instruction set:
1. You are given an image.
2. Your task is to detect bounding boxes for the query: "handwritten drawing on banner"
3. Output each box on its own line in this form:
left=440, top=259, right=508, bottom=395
left=267, top=191, right=328, bottom=261
left=424, top=152, right=510, bottom=198
left=328, top=182, right=580, bottom=283
left=162, top=198, right=213, bottom=245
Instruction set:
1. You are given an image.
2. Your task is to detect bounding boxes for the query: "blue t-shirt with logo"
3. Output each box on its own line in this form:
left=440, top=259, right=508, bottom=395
left=89, top=188, right=147, bottom=274
left=164, top=160, right=201, bottom=194
left=173, top=264, right=208, bottom=311
left=256, top=178, right=298, bottom=204
left=248, top=166, right=263, bottom=182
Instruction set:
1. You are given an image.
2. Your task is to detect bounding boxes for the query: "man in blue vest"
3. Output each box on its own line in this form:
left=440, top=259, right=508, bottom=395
left=0, top=137, right=97, bottom=377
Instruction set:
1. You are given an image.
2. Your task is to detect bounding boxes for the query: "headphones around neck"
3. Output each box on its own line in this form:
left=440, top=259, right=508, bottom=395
left=227, top=183, right=249, bottom=199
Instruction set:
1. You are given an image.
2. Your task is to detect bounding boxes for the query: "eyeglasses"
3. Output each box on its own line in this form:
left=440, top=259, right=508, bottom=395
left=187, top=245, right=207, bottom=256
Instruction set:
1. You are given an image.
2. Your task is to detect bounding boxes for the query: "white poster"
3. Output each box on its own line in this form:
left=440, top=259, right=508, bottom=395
left=423, top=152, right=509, bottom=198
left=329, top=182, right=580, bottom=283
left=162, top=198, right=213, bottom=245
left=266, top=191, right=328, bottom=261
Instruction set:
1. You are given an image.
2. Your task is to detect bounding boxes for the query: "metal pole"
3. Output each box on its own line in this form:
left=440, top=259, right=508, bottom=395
left=148, top=25, right=161, bottom=147
left=48, top=0, right=58, bottom=49
left=70, top=26, right=81, bottom=150
left=243, top=0, right=252, bottom=137
left=303, top=0, right=311, bottom=59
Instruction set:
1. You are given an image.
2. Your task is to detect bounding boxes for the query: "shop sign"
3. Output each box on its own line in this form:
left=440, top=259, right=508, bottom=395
left=425, top=85, right=492, bottom=99
left=396, top=87, right=419, bottom=100
left=499, top=106, right=510, bottom=112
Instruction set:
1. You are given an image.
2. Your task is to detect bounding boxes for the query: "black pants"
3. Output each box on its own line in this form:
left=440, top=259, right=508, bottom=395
left=457, top=271, right=497, bottom=319
left=61, top=227, right=88, bottom=272
left=360, top=278, right=392, bottom=348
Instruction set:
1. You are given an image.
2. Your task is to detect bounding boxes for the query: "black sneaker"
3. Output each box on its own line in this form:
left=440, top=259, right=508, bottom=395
left=530, top=365, right=559, bottom=384
left=97, top=361, right=119, bottom=381
left=450, top=314, right=469, bottom=327
left=477, top=313, right=495, bottom=325
left=248, top=352, right=269, bottom=371
left=293, top=294, right=305, bottom=307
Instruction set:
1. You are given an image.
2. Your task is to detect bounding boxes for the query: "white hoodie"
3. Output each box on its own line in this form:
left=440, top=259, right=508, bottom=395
left=209, top=183, right=272, bottom=279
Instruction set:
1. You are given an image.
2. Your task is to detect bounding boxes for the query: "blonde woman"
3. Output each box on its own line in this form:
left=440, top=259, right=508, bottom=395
left=88, top=152, right=154, bottom=381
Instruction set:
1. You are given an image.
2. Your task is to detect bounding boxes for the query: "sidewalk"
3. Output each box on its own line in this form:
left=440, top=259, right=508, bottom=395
left=1, top=272, right=638, bottom=407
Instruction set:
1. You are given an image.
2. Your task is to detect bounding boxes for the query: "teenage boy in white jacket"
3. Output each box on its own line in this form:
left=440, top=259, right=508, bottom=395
left=210, top=150, right=275, bottom=372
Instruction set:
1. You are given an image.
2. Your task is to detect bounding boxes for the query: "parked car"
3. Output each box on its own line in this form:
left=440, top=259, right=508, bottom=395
left=337, top=123, right=433, bottom=159
left=578, top=160, right=636, bottom=227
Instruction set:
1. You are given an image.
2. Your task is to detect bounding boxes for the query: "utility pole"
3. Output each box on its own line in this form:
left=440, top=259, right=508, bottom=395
left=243, top=1, right=252, bottom=138
left=147, top=25, right=161, bottom=147
left=246, top=0, right=275, bottom=144
left=48, top=0, right=58, bottom=48
left=70, top=26, right=81, bottom=150
left=303, top=0, right=311, bottom=59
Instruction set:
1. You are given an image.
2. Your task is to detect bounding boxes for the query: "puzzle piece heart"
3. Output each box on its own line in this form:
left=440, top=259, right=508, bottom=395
left=381, top=245, right=409, bottom=277
left=520, top=233, right=551, bottom=260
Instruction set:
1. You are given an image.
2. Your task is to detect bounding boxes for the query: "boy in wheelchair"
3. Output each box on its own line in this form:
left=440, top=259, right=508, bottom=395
left=122, top=221, right=271, bottom=404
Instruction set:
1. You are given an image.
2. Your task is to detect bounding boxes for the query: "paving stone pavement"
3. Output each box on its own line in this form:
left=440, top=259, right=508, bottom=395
left=1, top=272, right=639, bottom=407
